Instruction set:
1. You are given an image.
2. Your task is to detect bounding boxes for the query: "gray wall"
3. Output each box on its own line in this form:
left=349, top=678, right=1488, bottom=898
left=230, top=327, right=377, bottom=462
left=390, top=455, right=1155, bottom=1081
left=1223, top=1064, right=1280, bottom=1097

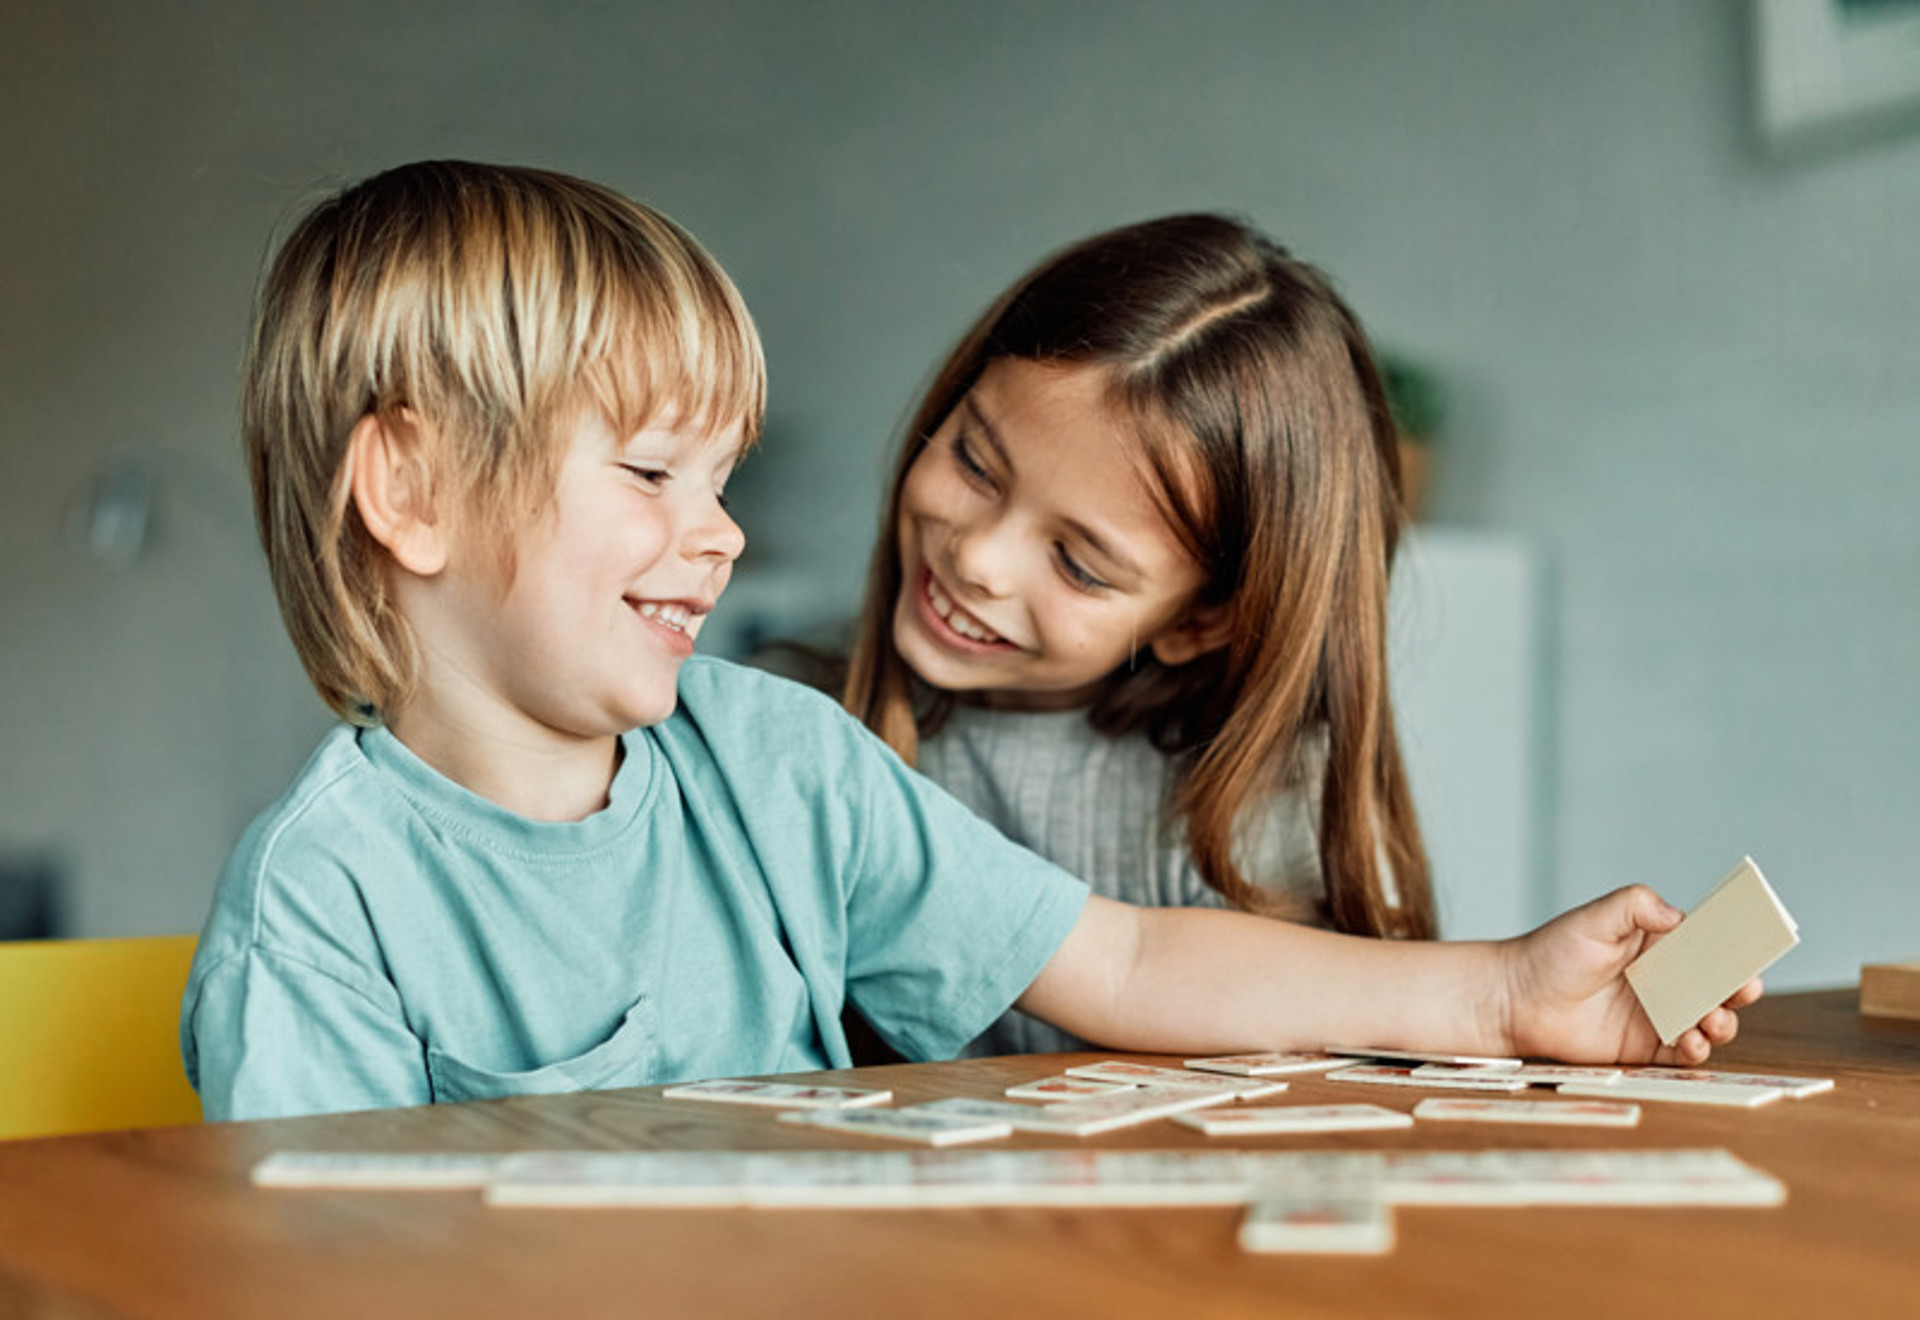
left=2, top=1, right=1914, bottom=989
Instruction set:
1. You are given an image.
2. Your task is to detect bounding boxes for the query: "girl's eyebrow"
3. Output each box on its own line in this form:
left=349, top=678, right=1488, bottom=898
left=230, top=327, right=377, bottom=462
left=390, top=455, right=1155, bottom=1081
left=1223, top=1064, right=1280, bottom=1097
left=963, top=391, right=1146, bottom=583
left=959, top=393, right=1010, bottom=463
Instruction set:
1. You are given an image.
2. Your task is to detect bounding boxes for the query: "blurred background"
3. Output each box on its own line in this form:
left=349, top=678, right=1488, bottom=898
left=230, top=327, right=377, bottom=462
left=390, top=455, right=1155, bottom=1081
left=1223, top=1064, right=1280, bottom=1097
left=2, top=1, right=1915, bottom=989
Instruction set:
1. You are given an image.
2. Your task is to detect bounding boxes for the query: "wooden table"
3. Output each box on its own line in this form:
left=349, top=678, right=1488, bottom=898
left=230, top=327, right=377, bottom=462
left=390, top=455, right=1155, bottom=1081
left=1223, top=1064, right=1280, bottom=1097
left=0, top=989, right=1914, bottom=1319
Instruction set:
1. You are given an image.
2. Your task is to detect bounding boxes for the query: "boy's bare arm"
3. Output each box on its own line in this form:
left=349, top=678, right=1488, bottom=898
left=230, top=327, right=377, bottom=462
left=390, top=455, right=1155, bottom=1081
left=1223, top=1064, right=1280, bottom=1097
left=1017, top=889, right=1756, bottom=1067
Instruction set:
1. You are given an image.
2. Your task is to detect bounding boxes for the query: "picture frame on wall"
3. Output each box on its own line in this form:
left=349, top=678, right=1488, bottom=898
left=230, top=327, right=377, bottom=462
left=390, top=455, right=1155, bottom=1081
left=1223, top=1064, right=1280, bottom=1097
left=1754, top=0, right=1920, bottom=154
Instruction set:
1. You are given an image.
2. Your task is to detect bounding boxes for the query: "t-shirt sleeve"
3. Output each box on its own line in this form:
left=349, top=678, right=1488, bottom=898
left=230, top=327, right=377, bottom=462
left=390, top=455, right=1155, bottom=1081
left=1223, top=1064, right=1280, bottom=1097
left=184, top=945, right=429, bottom=1122
left=837, top=743, right=1091, bottom=1061
left=662, top=658, right=1091, bottom=1066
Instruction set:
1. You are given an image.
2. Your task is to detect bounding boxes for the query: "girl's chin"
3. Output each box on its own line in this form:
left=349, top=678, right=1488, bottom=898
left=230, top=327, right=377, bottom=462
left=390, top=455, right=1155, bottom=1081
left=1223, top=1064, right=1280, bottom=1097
left=894, top=637, right=1099, bottom=713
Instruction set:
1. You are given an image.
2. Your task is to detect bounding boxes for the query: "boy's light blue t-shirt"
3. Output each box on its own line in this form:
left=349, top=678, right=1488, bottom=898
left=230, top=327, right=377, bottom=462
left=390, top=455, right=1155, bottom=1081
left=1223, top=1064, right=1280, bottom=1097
left=181, top=658, right=1089, bottom=1121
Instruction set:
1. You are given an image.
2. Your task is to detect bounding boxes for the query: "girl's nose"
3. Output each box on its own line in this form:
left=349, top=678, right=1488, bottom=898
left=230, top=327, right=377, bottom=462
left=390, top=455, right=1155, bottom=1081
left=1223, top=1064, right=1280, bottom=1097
left=947, top=514, right=1016, bottom=597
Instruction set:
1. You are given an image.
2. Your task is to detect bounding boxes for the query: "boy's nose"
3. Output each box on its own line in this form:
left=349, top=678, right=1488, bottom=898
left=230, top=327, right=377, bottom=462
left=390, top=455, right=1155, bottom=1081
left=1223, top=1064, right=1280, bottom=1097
left=687, top=494, right=746, bottom=562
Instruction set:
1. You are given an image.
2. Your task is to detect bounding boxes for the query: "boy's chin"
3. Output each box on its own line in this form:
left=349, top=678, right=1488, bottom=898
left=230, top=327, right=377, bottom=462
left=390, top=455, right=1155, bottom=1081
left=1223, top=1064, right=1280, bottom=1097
left=612, top=657, right=695, bottom=730
left=581, top=681, right=683, bottom=736
left=623, top=692, right=682, bottom=730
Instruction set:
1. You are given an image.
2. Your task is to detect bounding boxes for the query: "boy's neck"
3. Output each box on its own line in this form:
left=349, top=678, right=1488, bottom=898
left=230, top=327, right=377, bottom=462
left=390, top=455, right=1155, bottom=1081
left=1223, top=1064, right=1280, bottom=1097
left=385, top=706, right=622, bottom=823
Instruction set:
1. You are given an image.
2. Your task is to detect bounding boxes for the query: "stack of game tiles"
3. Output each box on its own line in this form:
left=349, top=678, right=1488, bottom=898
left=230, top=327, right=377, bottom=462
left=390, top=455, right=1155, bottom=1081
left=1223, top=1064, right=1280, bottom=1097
left=779, top=1081, right=1255, bottom=1144
left=1312, top=1049, right=1835, bottom=1111
left=1177, top=1104, right=1415, bottom=1137
left=1195, top=1053, right=1646, bottom=1130
left=659, top=1079, right=895, bottom=1109
left=1558, top=1067, right=1832, bottom=1107
left=1238, top=1181, right=1395, bottom=1255
left=655, top=1060, right=1319, bottom=1146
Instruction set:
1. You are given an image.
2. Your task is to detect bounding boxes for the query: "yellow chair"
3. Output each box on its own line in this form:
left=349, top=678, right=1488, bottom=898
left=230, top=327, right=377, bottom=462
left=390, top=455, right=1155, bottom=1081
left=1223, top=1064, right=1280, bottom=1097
left=0, top=935, right=202, bottom=1140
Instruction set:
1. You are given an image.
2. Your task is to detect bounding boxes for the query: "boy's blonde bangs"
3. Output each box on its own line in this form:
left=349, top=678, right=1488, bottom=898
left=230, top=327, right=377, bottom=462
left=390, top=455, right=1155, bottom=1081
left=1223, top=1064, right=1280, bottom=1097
left=422, top=174, right=768, bottom=532
left=573, top=250, right=767, bottom=466
left=247, top=162, right=765, bottom=724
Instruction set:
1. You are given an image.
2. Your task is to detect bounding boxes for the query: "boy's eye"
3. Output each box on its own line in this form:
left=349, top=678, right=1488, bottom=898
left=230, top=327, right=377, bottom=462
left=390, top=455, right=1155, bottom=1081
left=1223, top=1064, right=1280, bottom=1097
left=622, top=464, right=670, bottom=487
left=1055, top=545, right=1111, bottom=593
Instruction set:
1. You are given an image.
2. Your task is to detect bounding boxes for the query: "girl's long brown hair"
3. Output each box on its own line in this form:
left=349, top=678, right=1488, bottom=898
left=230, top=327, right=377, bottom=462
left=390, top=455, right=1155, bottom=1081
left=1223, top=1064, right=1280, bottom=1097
left=845, top=214, right=1435, bottom=940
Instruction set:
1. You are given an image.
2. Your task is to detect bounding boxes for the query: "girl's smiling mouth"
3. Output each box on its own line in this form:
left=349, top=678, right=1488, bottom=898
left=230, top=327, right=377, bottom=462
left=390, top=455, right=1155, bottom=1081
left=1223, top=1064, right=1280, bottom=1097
left=916, top=567, right=1015, bottom=651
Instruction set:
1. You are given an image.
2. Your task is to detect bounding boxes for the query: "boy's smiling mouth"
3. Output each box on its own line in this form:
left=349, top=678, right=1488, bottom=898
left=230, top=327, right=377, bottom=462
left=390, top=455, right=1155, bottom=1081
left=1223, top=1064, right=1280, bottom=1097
left=628, top=597, right=713, bottom=651
left=635, top=601, right=695, bottom=632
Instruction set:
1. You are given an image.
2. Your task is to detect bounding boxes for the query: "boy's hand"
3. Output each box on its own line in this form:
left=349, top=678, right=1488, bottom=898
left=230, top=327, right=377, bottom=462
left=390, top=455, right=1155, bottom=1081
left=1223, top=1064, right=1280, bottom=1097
left=1501, top=885, right=1763, bottom=1066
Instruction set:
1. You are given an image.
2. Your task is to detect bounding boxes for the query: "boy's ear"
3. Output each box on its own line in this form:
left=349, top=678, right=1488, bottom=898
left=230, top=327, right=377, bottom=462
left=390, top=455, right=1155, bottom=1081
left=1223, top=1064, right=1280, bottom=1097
left=348, top=409, right=449, bottom=576
left=1148, top=601, right=1234, bottom=668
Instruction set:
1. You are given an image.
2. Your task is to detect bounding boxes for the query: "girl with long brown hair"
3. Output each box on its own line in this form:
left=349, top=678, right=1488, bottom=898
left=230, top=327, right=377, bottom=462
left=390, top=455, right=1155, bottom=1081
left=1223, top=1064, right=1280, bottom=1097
left=843, top=213, right=1438, bottom=1053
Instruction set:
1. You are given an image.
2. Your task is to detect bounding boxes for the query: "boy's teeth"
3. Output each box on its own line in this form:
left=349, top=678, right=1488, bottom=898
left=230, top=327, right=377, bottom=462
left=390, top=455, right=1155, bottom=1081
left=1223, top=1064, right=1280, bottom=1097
left=637, top=602, right=691, bottom=632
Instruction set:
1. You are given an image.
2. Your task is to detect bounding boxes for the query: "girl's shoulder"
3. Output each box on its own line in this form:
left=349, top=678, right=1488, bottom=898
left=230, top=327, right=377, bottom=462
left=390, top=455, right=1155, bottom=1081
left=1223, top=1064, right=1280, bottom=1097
left=923, top=703, right=1169, bottom=776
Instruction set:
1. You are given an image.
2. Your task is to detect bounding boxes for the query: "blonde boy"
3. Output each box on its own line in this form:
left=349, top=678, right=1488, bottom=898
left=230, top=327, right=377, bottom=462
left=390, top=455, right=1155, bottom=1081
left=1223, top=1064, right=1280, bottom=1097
left=183, top=162, right=1753, bottom=1121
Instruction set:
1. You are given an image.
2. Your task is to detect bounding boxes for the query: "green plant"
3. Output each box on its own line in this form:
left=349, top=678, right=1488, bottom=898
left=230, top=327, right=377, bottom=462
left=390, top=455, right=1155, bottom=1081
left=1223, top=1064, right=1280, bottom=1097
left=1380, top=354, right=1447, bottom=440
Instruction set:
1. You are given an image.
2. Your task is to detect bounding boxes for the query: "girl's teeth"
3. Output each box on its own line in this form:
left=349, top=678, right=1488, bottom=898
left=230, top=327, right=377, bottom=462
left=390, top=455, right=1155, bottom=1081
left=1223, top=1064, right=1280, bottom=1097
left=927, top=579, right=1001, bottom=644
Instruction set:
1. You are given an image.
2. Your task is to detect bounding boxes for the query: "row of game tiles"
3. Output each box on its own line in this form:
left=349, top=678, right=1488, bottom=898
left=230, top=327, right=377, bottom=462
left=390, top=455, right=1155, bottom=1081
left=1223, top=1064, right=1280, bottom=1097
left=249, top=1144, right=1785, bottom=1255
left=652, top=1053, right=1835, bottom=1145
left=251, top=1145, right=1786, bottom=1214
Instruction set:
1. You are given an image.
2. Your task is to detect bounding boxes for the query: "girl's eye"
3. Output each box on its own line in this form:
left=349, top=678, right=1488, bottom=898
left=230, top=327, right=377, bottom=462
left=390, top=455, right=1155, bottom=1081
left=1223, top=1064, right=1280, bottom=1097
left=622, top=464, right=670, bottom=488
left=950, top=430, right=993, bottom=485
left=1055, top=545, right=1111, bottom=593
